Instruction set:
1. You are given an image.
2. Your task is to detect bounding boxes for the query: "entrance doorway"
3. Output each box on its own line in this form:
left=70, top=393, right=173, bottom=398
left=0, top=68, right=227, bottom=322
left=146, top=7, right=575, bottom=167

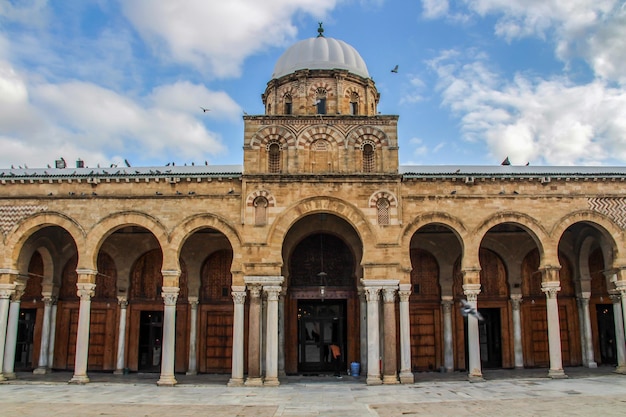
left=479, top=308, right=502, bottom=368
left=298, top=300, right=346, bottom=374
left=15, top=309, right=36, bottom=371
left=138, top=311, right=163, bottom=372
left=596, top=304, right=616, bottom=365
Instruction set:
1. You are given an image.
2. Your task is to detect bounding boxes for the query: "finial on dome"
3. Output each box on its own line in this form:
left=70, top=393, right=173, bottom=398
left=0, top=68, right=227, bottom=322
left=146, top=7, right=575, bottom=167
left=317, top=22, right=324, bottom=37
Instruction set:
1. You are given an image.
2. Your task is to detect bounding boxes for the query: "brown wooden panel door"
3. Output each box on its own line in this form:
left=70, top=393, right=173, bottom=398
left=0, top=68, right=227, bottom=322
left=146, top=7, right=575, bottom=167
left=524, top=305, right=549, bottom=367
left=199, top=305, right=233, bottom=373
left=409, top=306, right=439, bottom=371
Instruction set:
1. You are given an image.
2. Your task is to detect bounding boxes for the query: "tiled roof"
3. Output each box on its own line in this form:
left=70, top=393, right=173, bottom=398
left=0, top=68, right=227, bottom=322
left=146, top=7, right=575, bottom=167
left=0, top=165, right=243, bottom=179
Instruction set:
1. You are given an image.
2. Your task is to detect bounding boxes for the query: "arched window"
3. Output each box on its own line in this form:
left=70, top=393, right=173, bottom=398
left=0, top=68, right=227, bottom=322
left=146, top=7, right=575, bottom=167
left=254, top=196, right=268, bottom=226
left=377, top=198, right=390, bottom=225
left=363, top=143, right=375, bottom=173
left=268, top=142, right=281, bottom=173
left=284, top=94, right=292, bottom=115
left=350, top=92, right=359, bottom=115
left=315, top=88, right=327, bottom=115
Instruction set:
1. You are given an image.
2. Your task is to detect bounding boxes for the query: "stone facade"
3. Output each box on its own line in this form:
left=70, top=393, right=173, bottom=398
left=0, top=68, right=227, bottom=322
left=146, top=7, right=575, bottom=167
left=2, top=32, right=626, bottom=386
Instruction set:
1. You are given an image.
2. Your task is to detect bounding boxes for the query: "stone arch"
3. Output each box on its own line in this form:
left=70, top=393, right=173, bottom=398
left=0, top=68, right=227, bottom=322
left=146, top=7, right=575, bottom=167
left=169, top=214, right=243, bottom=274
left=246, top=190, right=276, bottom=208
left=473, top=211, right=549, bottom=268
left=346, top=125, right=389, bottom=148
left=368, top=190, right=398, bottom=208
left=249, top=125, right=297, bottom=150
left=298, top=125, right=345, bottom=149
left=4, top=211, right=85, bottom=270
left=267, top=196, right=375, bottom=264
left=551, top=210, right=623, bottom=266
left=85, top=211, right=169, bottom=271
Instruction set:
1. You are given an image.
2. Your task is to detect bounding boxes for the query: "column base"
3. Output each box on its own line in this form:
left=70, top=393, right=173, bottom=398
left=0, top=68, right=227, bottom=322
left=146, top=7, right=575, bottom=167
left=366, top=376, right=382, bottom=385
left=33, top=367, right=50, bottom=375
left=69, top=374, right=90, bottom=384
left=587, top=362, right=598, bottom=369
left=548, top=369, right=568, bottom=379
left=2, top=372, right=16, bottom=380
left=399, top=371, right=414, bottom=384
left=264, top=377, right=280, bottom=386
left=614, top=365, right=626, bottom=374
left=382, top=375, right=399, bottom=384
left=468, top=372, right=484, bottom=383
left=244, top=377, right=264, bottom=387
left=156, top=375, right=178, bottom=386
left=227, top=377, right=245, bottom=387
left=0, top=374, right=6, bottom=382
left=185, top=370, right=198, bottom=376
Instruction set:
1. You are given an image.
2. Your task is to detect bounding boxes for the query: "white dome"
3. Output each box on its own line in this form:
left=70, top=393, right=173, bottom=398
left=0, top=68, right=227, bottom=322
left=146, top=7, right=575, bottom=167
left=272, top=36, right=369, bottom=79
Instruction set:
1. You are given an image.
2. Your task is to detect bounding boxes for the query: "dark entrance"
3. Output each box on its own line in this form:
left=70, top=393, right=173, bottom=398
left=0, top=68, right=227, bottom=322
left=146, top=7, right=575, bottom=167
left=298, top=300, right=346, bottom=374
left=138, top=311, right=163, bottom=372
left=479, top=308, right=502, bottom=368
left=466, top=308, right=502, bottom=369
left=596, top=304, right=617, bottom=365
left=15, top=308, right=37, bottom=371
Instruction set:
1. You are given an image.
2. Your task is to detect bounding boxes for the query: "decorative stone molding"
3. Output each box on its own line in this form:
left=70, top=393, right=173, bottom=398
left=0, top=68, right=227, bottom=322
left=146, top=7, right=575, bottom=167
left=462, top=283, right=481, bottom=301
left=541, top=281, right=561, bottom=299
left=364, top=286, right=380, bottom=302
left=398, top=283, right=411, bottom=302
left=161, top=287, right=180, bottom=306
left=264, top=286, right=282, bottom=301
left=76, top=283, right=96, bottom=300
left=382, top=287, right=397, bottom=303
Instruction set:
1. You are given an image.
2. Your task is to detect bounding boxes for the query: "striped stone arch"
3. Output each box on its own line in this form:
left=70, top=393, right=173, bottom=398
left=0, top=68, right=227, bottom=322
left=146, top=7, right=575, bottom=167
left=298, top=125, right=345, bottom=149
left=246, top=190, right=276, bottom=207
left=279, top=85, right=297, bottom=101
left=4, top=211, right=86, bottom=269
left=344, top=85, right=361, bottom=99
left=346, top=125, right=389, bottom=148
left=249, top=125, right=297, bottom=150
left=368, top=190, right=398, bottom=208
left=85, top=211, right=169, bottom=270
left=309, top=82, right=333, bottom=97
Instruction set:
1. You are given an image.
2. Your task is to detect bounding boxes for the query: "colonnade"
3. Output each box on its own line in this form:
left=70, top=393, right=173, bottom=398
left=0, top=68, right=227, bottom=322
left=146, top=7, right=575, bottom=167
left=2, top=269, right=626, bottom=384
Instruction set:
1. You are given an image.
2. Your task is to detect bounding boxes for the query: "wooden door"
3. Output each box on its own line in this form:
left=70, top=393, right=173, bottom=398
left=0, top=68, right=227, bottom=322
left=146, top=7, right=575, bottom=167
left=198, top=304, right=233, bottom=373
left=409, top=306, right=441, bottom=371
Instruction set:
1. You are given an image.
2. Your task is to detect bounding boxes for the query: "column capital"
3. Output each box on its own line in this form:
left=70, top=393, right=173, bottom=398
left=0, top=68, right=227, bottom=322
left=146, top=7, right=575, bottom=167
left=232, top=289, right=247, bottom=304
left=398, top=284, right=411, bottom=302
left=42, top=294, right=56, bottom=305
left=510, top=295, right=522, bottom=310
left=12, top=282, right=26, bottom=301
left=615, top=280, right=626, bottom=296
left=442, top=298, right=453, bottom=313
left=76, top=283, right=96, bottom=300
left=0, top=283, right=16, bottom=299
left=541, top=281, right=561, bottom=299
left=161, top=286, right=180, bottom=306
left=578, top=291, right=591, bottom=301
left=247, top=284, right=262, bottom=298
left=188, top=296, right=199, bottom=307
left=117, top=296, right=128, bottom=307
left=264, top=285, right=282, bottom=301
left=364, top=286, right=380, bottom=302
left=462, top=283, right=481, bottom=301
left=382, top=287, right=397, bottom=303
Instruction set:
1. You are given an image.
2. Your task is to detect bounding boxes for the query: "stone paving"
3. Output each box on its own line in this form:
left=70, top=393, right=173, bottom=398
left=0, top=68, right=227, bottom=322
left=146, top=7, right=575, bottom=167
left=1, top=368, right=626, bottom=416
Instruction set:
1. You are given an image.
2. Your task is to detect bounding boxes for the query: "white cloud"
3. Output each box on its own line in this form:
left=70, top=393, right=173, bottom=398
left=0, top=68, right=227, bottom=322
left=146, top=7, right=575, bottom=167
left=422, top=0, right=449, bottom=19
left=429, top=51, right=626, bottom=165
left=120, top=0, right=339, bottom=78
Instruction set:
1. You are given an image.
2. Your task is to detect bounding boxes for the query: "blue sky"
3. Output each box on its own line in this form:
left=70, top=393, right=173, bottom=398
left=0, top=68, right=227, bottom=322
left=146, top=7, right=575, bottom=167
left=1, top=0, right=625, bottom=169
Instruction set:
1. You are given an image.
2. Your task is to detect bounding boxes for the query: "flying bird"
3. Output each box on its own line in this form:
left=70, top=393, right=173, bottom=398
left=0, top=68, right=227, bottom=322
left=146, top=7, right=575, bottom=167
left=460, top=299, right=484, bottom=321
left=200, top=107, right=210, bottom=112
left=124, top=159, right=131, bottom=167
left=391, top=65, right=399, bottom=73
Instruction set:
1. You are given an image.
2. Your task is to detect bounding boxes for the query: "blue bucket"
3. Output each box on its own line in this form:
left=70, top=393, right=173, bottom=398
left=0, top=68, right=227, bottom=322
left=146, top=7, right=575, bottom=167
left=350, top=362, right=360, bottom=377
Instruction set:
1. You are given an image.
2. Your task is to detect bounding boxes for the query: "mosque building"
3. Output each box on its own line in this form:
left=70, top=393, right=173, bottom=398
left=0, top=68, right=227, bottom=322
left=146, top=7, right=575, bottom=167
left=1, top=25, right=626, bottom=386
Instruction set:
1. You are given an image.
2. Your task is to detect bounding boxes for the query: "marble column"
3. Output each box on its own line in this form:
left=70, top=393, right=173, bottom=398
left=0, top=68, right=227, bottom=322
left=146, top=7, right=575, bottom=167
left=114, top=297, right=128, bottom=374
left=157, top=286, right=179, bottom=386
left=0, top=283, right=16, bottom=382
left=47, top=301, right=57, bottom=370
left=441, top=297, right=454, bottom=372
left=463, top=283, right=483, bottom=381
left=69, top=282, right=96, bottom=384
left=34, top=294, right=54, bottom=374
left=278, top=289, right=286, bottom=377
left=610, top=293, right=626, bottom=374
left=510, top=295, right=524, bottom=368
left=186, top=297, right=199, bottom=375
left=264, top=285, right=281, bottom=386
left=398, top=284, right=414, bottom=383
left=245, top=284, right=263, bottom=386
left=364, top=285, right=382, bottom=385
left=615, top=280, right=626, bottom=352
left=541, top=280, right=566, bottom=378
left=382, top=286, right=399, bottom=384
left=359, top=288, right=368, bottom=373
left=579, top=292, right=597, bottom=368
left=228, top=286, right=246, bottom=386
left=3, top=283, right=25, bottom=379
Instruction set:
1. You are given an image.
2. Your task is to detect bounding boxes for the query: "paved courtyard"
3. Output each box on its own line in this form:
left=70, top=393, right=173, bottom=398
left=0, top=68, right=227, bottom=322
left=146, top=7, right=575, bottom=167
left=1, top=368, right=626, bottom=416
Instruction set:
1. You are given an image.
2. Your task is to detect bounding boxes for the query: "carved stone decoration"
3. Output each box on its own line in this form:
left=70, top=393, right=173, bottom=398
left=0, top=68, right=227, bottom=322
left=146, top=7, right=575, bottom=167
left=541, top=281, right=561, bottom=299
left=76, top=283, right=96, bottom=300
left=161, top=287, right=180, bottom=306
